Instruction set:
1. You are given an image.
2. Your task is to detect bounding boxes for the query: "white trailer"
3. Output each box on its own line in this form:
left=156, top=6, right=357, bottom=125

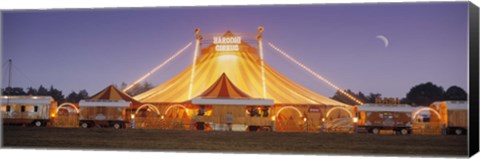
left=78, top=99, right=130, bottom=129
left=430, top=101, right=468, bottom=135
left=356, top=104, right=416, bottom=135
left=1, top=96, right=57, bottom=127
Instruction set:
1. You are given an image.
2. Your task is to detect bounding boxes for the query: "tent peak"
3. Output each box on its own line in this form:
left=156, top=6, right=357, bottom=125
left=196, top=73, right=251, bottom=99
left=222, top=30, right=236, bottom=37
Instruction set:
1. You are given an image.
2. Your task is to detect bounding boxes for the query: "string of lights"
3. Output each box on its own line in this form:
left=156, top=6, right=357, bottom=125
left=123, top=42, right=193, bottom=92
left=267, top=42, right=364, bottom=105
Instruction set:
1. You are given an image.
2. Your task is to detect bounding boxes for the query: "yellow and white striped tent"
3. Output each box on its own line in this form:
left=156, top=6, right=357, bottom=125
left=134, top=31, right=349, bottom=107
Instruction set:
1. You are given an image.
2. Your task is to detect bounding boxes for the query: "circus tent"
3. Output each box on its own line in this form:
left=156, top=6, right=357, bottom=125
left=87, top=85, right=142, bottom=108
left=134, top=31, right=349, bottom=107
left=191, top=73, right=274, bottom=106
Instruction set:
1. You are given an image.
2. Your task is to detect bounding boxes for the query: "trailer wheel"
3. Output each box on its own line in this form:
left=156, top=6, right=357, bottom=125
left=81, top=122, right=89, bottom=128
left=455, top=129, right=463, bottom=135
left=400, top=129, right=409, bottom=135
left=372, top=128, right=380, bottom=134
left=113, top=123, right=121, bottom=129
left=34, top=121, right=43, bottom=127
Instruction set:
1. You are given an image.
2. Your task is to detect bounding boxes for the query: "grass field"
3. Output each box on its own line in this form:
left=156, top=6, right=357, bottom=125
left=2, top=126, right=468, bottom=157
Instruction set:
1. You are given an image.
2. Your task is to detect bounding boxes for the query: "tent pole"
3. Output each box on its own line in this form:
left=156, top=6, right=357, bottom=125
left=257, top=27, right=267, bottom=99
left=189, top=28, right=202, bottom=99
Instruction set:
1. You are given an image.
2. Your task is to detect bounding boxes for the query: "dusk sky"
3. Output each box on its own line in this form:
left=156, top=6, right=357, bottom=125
left=2, top=2, right=468, bottom=98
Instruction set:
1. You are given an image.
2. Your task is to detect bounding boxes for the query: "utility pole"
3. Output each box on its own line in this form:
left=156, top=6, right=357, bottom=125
left=8, top=59, right=12, bottom=88
left=5, top=59, right=12, bottom=115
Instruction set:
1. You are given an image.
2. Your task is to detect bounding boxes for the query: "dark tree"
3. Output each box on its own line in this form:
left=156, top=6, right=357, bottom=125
left=77, top=89, right=89, bottom=99
left=444, top=86, right=467, bottom=100
left=37, top=85, right=48, bottom=95
left=48, top=85, right=65, bottom=103
left=26, top=87, right=38, bottom=95
left=365, top=93, right=382, bottom=103
left=331, top=89, right=368, bottom=105
left=61, top=89, right=89, bottom=103
left=405, top=82, right=445, bottom=106
left=400, top=98, right=409, bottom=104
left=2, top=87, right=26, bottom=95
left=125, top=81, right=154, bottom=96
left=66, top=91, right=78, bottom=103
left=358, top=92, right=367, bottom=102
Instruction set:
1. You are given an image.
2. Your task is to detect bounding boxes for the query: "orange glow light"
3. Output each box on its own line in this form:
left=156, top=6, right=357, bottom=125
left=353, top=117, right=358, bottom=123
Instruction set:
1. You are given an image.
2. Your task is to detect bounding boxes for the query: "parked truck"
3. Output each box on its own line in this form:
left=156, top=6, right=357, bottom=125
left=1, top=96, right=57, bottom=127
left=78, top=99, right=130, bottom=129
left=356, top=104, right=415, bottom=135
left=430, top=101, right=468, bottom=135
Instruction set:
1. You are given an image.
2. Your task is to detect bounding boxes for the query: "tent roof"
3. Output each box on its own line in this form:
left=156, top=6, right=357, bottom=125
left=197, top=73, right=251, bottom=99
left=89, top=85, right=141, bottom=105
left=134, top=31, right=350, bottom=106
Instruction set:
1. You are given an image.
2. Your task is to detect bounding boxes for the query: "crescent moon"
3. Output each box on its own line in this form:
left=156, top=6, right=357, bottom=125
left=376, top=35, right=389, bottom=48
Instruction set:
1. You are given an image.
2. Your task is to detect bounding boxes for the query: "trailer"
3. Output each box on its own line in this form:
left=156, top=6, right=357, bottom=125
left=1, top=96, right=57, bottom=127
left=430, top=101, right=468, bottom=135
left=356, top=104, right=415, bottom=135
left=78, top=99, right=130, bottom=129
left=192, top=98, right=274, bottom=132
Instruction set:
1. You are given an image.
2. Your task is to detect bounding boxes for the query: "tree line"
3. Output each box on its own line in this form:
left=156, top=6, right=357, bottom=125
left=1, top=81, right=155, bottom=104
left=116, top=81, right=154, bottom=97
left=1, top=85, right=88, bottom=104
left=2, top=81, right=465, bottom=106
left=331, top=82, right=467, bottom=106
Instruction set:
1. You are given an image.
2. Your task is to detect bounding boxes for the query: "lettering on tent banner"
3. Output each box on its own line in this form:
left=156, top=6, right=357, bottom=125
left=213, top=36, right=241, bottom=51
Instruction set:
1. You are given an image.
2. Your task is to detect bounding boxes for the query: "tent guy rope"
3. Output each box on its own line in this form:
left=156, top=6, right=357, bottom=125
left=267, top=42, right=364, bottom=105
left=123, top=42, right=193, bottom=92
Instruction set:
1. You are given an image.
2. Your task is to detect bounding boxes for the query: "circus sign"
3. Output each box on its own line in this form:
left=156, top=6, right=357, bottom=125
left=308, top=106, right=321, bottom=113
left=213, top=36, right=241, bottom=51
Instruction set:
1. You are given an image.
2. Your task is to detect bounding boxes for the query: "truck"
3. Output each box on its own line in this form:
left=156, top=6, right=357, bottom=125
left=430, top=101, right=468, bottom=135
left=1, top=96, right=57, bottom=127
left=78, top=99, right=130, bottom=129
left=356, top=104, right=415, bottom=135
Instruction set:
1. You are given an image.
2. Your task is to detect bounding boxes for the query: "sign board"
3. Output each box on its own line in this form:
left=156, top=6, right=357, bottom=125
left=308, top=106, right=321, bottom=113
left=213, top=36, right=241, bottom=51
left=375, top=97, right=400, bottom=104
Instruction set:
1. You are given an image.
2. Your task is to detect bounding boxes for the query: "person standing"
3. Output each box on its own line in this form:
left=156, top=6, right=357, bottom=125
left=226, top=112, right=233, bottom=131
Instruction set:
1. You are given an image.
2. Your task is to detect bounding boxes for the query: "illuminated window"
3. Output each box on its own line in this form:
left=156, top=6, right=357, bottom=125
left=21, top=105, right=26, bottom=112
left=34, top=106, right=38, bottom=112
left=246, top=106, right=269, bottom=117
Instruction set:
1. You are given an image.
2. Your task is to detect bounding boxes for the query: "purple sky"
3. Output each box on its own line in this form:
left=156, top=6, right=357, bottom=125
left=2, top=2, right=468, bottom=98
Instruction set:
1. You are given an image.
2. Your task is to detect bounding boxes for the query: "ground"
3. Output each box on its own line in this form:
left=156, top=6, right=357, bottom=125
left=2, top=126, right=468, bottom=157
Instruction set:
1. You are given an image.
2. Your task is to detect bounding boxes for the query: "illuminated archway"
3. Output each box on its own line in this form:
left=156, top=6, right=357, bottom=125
left=325, top=107, right=353, bottom=118
left=55, top=103, right=80, bottom=114
left=53, top=103, right=79, bottom=128
left=165, top=104, right=189, bottom=116
left=275, top=106, right=303, bottom=118
left=162, top=104, right=191, bottom=130
left=135, top=104, right=161, bottom=116
left=412, top=107, right=441, bottom=120
left=274, top=106, right=304, bottom=132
